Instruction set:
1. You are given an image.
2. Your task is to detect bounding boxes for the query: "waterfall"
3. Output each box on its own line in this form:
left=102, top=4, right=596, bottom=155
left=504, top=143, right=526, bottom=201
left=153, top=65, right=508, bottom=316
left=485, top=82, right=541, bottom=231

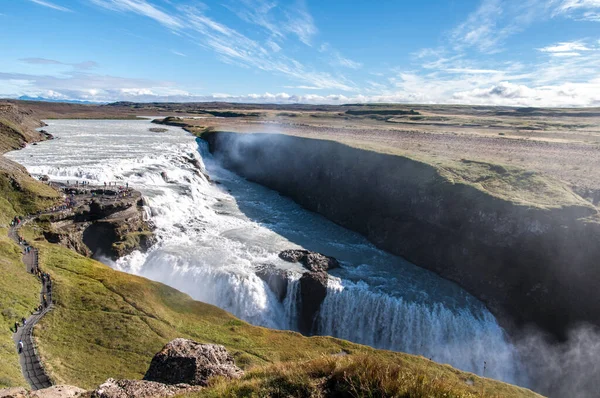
left=7, top=118, right=524, bottom=386
left=318, top=277, right=523, bottom=384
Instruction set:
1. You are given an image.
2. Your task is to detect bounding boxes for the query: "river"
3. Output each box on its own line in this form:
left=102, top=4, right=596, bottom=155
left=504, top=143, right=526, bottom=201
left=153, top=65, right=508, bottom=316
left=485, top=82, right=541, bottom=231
left=6, top=118, right=524, bottom=384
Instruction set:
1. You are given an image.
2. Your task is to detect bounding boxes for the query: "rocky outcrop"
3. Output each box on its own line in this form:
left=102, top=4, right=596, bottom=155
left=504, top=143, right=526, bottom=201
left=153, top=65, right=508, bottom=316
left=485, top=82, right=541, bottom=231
left=91, top=379, right=200, bottom=398
left=261, top=250, right=340, bottom=335
left=143, top=338, right=243, bottom=386
left=279, top=249, right=339, bottom=272
left=298, top=271, right=329, bottom=335
left=39, top=186, right=155, bottom=260
left=203, top=131, right=600, bottom=339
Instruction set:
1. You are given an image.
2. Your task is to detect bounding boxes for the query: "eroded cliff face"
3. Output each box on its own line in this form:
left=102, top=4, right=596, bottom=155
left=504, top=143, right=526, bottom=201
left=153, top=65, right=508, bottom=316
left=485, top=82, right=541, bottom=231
left=203, top=131, right=600, bottom=339
left=41, top=187, right=155, bottom=260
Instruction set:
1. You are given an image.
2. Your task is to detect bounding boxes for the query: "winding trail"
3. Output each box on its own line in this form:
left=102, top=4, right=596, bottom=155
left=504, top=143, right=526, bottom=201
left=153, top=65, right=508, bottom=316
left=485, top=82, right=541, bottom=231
left=9, top=218, right=53, bottom=390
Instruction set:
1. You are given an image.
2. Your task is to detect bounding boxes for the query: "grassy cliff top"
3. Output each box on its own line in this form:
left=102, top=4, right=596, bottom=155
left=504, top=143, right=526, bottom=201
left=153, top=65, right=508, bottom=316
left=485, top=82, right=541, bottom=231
left=344, top=139, right=592, bottom=210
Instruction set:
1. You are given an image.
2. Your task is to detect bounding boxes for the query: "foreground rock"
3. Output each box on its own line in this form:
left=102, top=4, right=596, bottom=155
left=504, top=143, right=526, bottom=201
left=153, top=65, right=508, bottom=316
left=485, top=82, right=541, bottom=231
left=144, top=338, right=244, bottom=386
left=0, top=386, right=86, bottom=398
left=91, top=379, right=200, bottom=398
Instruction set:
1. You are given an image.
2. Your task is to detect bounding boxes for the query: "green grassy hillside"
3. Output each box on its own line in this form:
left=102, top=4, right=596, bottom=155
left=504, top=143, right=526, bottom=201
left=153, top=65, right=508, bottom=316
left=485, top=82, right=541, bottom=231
left=0, top=167, right=60, bottom=387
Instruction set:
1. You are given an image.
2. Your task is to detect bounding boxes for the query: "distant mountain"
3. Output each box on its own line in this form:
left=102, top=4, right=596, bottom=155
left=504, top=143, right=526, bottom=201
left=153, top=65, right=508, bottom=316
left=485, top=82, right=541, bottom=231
left=17, top=96, right=106, bottom=105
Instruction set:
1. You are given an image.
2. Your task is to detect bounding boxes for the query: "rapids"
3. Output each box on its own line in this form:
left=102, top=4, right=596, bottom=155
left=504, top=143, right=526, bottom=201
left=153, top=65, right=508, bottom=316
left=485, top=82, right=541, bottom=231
left=6, top=119, right=524, bottom=384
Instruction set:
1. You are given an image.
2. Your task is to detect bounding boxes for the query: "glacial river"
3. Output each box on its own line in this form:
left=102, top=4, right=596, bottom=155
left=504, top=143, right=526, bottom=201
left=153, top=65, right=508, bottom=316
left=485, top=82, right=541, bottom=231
left=6, top=119, right=524, bottom=384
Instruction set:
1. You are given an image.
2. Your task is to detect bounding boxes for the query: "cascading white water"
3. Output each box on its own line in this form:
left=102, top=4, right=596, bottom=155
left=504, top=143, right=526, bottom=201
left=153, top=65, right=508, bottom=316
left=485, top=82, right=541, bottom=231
left=6, top=119, right=524, bottom=385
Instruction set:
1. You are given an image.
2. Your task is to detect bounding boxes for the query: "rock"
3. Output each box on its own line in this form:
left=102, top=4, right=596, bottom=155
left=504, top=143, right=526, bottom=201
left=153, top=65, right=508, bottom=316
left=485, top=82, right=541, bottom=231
left=279, top=249, right=339, bottom=273
left=0, top=387, right=28, bottom=398
left=30, top=386, right=87, bottom=398
left=91, top=379, right=199, bottom=398
left=144, top=338, right=243, bottom=386
left=298, top=271, right=329, bottom=335
left=277, top=249, right=339, bottom=334
left=256, top=264, right=289, bottom=302
left=0, top=386, right=86, bottom=398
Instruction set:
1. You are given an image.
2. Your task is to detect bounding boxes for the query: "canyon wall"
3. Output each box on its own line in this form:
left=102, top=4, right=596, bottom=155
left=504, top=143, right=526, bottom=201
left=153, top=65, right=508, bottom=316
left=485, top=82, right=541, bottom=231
left=203, top=131, right=600, bottom=339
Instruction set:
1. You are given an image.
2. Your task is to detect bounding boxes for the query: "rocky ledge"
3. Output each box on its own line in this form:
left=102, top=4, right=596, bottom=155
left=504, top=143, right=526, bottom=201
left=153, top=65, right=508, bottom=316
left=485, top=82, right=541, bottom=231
left=40, top=185, right=155, bottom=260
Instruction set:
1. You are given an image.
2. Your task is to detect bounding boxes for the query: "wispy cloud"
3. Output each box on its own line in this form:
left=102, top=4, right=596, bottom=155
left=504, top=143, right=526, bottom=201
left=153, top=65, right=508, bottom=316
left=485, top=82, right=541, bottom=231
left=319, top=43, right=362, bottom=69
left=226, top=0, right=318, bottom=46
left=20, top=58, right=98, bottom=70
left=555, top=0, right=600, bottom=19
left=538, top=40, right=594, bottom=56
left=28, top=0, right=72, bottom=12
left=89, top=0, right=181, bottom=28
left=90, top=0, right=354, bottom=91
left=170, top=50, right=187, bottom=57
left=452, top=0, right=555, bottom=53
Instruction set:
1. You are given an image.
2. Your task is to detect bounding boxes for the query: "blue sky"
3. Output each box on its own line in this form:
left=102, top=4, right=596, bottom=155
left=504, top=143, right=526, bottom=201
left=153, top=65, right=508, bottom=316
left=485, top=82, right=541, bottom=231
left=1, top=0, right=600, bottom=106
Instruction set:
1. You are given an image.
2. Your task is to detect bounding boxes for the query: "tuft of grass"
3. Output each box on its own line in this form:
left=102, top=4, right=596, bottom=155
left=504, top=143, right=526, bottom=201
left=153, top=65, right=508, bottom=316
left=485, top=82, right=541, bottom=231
left=183, top=354, right=541, bottom=398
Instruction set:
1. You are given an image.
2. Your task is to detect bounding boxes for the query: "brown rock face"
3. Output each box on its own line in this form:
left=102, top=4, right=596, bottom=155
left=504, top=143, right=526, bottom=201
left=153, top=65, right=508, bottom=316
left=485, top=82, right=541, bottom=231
left=279, top=249, right=340, bottom=273
left=143, top=339, right=244, bottom=386
left=91, top=379, right=199, bottom=398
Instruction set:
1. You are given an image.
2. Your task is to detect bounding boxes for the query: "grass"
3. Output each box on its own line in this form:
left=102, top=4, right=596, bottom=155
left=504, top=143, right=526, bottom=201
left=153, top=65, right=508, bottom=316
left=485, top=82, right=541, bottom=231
left=0, top=118, right=26, bottom=153
left=183, top=354, right=541, bottom=398
left=0, top=229, right=41, bottom=388
left=315, top=136, right=591, bottom=210
left=0, top=169, right=60, bottom=388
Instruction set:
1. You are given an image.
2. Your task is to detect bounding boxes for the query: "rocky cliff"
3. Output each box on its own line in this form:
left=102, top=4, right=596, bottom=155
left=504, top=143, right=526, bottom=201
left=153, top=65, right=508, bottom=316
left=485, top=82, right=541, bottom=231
left=41, top=186, right=154, bottom=260
left=203, top=131, right=600, bottom=339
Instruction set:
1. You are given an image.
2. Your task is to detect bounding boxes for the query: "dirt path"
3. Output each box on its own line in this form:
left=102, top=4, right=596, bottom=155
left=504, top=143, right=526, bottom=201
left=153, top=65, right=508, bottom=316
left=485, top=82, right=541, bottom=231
left=9, top=219, right=53, bottom=390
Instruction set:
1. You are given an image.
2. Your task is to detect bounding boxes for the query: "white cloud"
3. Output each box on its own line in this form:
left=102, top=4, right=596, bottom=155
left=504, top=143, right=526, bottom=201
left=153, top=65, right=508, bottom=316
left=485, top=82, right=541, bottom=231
left=554, top=0, right=600, bottom=20
left=452, top=0, right=556, bottom=53
left=539, top=41, right=592, bottom=53
left=90, top=0, right=181, bottom=28
left=225, top=0, right=317, bottom=45
left=28, top=0, right=72, bottom=12
left=170, top=50, right=187, bottom=57
left=20, top=58, right=98, bottom=69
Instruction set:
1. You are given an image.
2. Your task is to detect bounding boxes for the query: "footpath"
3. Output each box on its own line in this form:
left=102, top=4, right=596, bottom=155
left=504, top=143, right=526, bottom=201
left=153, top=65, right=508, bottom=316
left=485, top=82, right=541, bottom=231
left=9, top=218, right=53, bottom=390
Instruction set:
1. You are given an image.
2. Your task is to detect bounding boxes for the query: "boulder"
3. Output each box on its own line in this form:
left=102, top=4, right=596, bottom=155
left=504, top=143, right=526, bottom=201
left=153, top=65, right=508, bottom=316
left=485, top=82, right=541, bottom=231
left=91, top=379, right=199, bottom=398
left=143, top=339, right=243, bottom=386
left=279, top=249, right=339, bottom=273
